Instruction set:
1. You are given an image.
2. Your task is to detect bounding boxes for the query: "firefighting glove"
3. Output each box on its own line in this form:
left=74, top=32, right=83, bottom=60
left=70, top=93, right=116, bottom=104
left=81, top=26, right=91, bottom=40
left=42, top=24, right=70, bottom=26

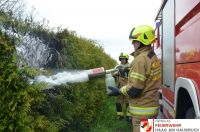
left=108, top=86, right=120, bottom=96
left=119, top=68, right=129, bottom=78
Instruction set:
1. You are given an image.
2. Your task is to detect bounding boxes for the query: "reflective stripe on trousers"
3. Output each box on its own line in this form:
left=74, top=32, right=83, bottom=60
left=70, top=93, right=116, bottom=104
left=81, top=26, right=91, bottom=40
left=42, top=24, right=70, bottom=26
left=129, top=106, right=159, bottom=116
left=117, top=112, right=124, bottom=116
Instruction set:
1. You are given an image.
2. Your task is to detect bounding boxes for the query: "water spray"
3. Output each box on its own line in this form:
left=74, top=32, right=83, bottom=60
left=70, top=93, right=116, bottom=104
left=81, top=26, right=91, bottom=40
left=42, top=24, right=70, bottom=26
left=33, top=67, right=118, bottom=87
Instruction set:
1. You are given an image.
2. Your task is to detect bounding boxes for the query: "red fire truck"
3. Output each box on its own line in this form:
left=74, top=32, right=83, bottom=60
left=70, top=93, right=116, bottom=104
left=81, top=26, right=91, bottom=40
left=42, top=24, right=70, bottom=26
left=154, top=0, right=200, bottom=119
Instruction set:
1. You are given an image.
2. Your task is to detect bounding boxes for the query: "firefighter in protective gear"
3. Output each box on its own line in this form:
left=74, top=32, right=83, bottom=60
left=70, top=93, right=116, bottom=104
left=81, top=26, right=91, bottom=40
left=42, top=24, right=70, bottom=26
left=108, top=25, right=161, bottom=132
left=112, top=53, right=131, bottom=121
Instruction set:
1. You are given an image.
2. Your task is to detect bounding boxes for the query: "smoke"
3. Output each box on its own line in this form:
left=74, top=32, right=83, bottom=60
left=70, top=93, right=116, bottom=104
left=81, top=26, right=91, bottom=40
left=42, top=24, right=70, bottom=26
left=34, top=70, right=89, bottom=86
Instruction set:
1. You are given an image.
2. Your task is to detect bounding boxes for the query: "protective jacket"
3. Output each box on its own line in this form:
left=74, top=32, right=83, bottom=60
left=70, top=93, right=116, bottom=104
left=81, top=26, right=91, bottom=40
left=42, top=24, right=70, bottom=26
left=120, top=46, right=161, bottom=116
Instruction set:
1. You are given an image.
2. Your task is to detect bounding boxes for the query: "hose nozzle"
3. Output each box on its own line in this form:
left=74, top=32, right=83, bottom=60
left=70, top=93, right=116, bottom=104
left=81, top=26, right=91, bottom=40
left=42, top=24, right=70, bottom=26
left=87, top=67, right=106, bottom=79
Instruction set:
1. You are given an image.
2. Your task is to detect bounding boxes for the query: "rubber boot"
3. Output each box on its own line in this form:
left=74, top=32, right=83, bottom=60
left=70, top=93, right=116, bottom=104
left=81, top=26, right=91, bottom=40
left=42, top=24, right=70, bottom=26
left=116, top=103, right=123, bottom=120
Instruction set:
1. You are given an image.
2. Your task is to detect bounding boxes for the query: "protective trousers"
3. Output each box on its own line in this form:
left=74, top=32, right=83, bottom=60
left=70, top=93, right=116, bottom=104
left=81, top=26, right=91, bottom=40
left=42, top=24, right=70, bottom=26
left=116, top=95, right=129, bottom=118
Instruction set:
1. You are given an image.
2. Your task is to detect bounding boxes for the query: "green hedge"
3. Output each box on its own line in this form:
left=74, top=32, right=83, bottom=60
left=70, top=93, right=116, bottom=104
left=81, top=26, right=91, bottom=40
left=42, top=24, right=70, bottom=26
left=37, top=29, right=117, bottom=131
left=0, top=6, right=117, bottom=132
left=0, top=30, right=57, bottom=131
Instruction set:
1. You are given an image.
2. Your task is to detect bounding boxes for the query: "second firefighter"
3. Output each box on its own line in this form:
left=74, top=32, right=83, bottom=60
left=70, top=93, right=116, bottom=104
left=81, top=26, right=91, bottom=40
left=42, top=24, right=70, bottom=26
left=112, top=53, right=131, bottom=121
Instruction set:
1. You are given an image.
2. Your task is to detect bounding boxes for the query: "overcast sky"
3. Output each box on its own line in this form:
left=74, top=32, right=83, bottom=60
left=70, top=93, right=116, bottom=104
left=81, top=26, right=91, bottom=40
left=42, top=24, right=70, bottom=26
left=24, top=0, right=162, bottom=62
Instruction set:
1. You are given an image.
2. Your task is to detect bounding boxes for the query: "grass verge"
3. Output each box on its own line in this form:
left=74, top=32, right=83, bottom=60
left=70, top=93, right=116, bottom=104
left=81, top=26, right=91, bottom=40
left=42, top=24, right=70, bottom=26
left=89, top=97, right=132, bottom=132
